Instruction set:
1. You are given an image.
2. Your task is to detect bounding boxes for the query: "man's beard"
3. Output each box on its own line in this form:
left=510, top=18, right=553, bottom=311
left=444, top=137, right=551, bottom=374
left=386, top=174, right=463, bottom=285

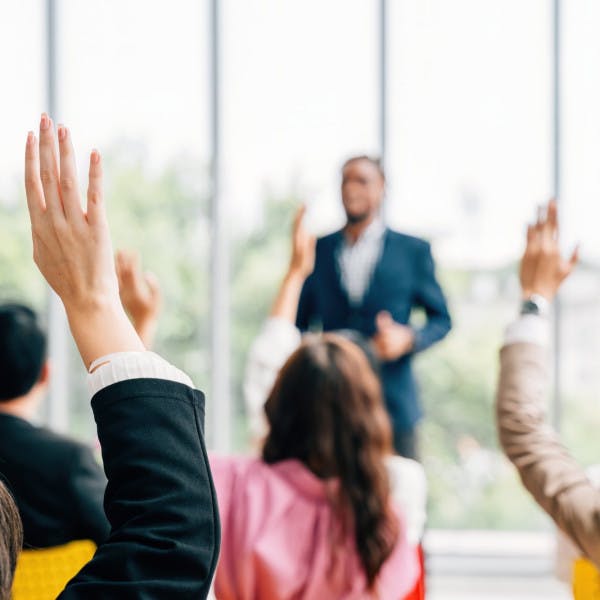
left=346, top=210, right=371, bottom=225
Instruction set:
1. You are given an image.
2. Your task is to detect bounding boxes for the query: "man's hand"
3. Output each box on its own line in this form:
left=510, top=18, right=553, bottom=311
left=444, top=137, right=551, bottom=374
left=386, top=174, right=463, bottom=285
left=288, top=205, right=316, bottom=280
left=520, top=200, right=578, bottom=301
left=24, top=114, right=144, bottom=367
left=372, top=311, right=415, bottom=362
left=116, top=250, right=162, bottom=347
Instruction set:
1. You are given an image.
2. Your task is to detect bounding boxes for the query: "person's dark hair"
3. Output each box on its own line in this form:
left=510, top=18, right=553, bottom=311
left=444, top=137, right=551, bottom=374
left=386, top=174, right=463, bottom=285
left=333, top=329, right=381, bottom=376
left=0, top=304, right=47, bottom=402
left=262, top=334, right=398, bottom=588
left=0, top=480, right=22, bottom=600
left=342, top=155, right=385, bottom=182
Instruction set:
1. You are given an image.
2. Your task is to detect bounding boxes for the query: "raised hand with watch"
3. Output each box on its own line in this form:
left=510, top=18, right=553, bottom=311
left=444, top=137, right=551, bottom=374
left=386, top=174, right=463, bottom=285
left=518, top=200, right=578, bottom=315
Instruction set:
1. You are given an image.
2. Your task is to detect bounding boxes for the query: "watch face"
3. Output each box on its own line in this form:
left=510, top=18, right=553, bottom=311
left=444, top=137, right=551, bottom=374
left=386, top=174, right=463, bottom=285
left=521, top=300, right=539, bottom=315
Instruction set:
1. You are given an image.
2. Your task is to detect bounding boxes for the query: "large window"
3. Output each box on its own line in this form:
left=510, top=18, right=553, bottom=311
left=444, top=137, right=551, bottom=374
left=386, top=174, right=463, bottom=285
left=2, top=1, right=596, bottom=557
left=58, top=0, right=211, bottom=438
left=222, top=0, right=380, bottom=447
left=386, top=0, right=554, bottom=531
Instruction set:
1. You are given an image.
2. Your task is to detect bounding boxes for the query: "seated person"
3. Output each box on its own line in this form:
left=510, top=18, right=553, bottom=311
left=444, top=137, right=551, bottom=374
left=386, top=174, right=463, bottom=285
left=496, top=200, right=600, bottom=566
left=244, top=207, right=427, bottom=547
left=0, top=303, right=109, bottom=548
left=0, top=115, right=220, bottom=597
left=210, top=209, right=420, bottom=599
left=212, top=334, right=419, bottom=599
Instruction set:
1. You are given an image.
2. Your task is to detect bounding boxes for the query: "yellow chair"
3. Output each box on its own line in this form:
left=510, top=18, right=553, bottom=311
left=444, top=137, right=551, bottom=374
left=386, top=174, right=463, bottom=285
left=12, top=540, right=96, bottom=600
left=573, top=558, right=600, bottom=600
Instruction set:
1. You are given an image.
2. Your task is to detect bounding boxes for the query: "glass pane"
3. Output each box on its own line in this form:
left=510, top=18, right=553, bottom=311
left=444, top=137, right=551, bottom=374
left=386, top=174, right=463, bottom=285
left=0, top=0, right=46, bottom=306
left=222, top=0, right=379, bottom=448
left=59, top=0, right=210, bottom=440
left=387, top=0, right=553, bottom=530
left=561, top=0, right=600, bottom=468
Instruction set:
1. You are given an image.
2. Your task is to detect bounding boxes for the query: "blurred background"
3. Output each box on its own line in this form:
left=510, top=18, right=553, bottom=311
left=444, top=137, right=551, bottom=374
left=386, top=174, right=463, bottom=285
left=4, top=1, right=600, bottom=597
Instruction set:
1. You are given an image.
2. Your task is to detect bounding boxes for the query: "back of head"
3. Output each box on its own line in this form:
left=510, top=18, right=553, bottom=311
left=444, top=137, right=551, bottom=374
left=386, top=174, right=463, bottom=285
left=262, top=334, right=398, bottom=588
left=0, top=480, right=22, bottom=600
left=0, top=304, right=46, bottom=402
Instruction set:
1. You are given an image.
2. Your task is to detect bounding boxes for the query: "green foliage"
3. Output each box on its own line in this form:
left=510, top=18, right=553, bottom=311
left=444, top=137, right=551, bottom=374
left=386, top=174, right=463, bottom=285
left=230, top=195, right=297, bottom=449
left=0, top=191, right=45, bottom=307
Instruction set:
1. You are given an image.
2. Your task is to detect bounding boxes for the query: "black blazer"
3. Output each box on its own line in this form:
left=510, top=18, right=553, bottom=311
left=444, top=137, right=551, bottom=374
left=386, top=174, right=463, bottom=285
left=58, top=378, right=220, bottom=599
left=0, top=413, right=109, bottom=548
left=297, top=228, right=452, bottom=432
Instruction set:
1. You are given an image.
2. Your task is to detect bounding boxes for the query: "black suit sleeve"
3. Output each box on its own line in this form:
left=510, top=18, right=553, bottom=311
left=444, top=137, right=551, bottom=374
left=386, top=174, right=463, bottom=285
left=67, top=445, right=109, bottom=545
left=296, top=274, right=316, bottom=332
left=412, top=242, right=452, bottom=353
left=59, top=378, right=220, bottom=600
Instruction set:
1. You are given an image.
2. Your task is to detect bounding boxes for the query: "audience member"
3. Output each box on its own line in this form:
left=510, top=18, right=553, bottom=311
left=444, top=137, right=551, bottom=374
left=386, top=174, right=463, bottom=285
left=296, top=156, right=452, bottom=458
left=244, top=207, right=427, bottom=547
left=209, top=208, right=420, bottom=599
left=0, top=114, right=220, bottom=597
left=495, top=201, right=600, bottom=566
left=0, top=303, right=109, bottom=548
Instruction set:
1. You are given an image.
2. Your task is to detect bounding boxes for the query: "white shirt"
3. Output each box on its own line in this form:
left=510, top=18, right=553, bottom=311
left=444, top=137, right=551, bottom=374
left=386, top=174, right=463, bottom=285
left=338, top=217, right=386, bottom=305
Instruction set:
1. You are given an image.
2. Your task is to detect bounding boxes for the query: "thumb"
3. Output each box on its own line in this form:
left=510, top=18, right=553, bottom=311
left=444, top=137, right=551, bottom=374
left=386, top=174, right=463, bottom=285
left=376, top=311, right=394, bottom=331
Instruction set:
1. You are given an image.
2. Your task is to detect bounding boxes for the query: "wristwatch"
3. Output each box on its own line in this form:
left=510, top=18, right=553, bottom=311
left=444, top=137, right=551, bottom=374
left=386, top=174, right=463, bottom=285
left=520, top=293, right=550, bottom=318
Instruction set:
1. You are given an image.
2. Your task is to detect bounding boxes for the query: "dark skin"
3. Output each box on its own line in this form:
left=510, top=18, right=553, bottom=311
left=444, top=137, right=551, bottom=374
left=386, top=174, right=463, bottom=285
left=341, top=159, right=385, bottom=243
left=341, top=158, right=415, bottom=360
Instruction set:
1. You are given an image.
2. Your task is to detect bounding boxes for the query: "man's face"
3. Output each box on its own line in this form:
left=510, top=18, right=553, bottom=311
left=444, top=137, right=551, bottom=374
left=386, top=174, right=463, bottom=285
left=341, top=159, right=384, bottom=224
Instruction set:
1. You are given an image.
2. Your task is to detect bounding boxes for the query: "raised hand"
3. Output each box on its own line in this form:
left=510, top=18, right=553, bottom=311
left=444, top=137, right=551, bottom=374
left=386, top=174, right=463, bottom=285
left=520, top=200, right=579, bottom=301
left=24, top=114, right=144, bottom=367
left=372, top=311, right=415, bottom=362
left=288, top=205, right=316, bottom=279
left=116, top=250, right=162, bottom=348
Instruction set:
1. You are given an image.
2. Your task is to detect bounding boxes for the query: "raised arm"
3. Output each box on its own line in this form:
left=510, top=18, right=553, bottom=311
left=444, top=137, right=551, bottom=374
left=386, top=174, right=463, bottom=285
left=116, top=249, right=162, bottom=348
left=24, top=115, right=143, bottom=366
left=24, top=115, right=219, bottom=597
left=244, top=206, right=314, bottom=439
left=495, top=202, right=600, bottom=564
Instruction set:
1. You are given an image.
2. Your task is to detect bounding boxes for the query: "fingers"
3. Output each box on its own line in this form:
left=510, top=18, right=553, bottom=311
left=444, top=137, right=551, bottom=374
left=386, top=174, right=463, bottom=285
left=294, top=205, right=306, bottom=226
left=376, top=311, right=394, bottom=331
left=543, top=199, right=558, bottom=244
left=58, top=125, right=84, bottom=222
left=86, top=150, right=105, bottom=227
left=38, top=114, right=64, bottom=222
left=292, top=205, right=307, bottom=239
left=570, top=244, right=580, bottom=267
left=24, top=131, right=45, bottom=225
left=144, top=272, right=161, bottom=297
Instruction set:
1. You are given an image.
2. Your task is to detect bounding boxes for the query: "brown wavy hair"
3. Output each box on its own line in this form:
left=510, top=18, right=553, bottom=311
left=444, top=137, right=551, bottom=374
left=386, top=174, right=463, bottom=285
left=0, top=480, right=22, bottom=600
left=262, top=334, right=398, bottom=588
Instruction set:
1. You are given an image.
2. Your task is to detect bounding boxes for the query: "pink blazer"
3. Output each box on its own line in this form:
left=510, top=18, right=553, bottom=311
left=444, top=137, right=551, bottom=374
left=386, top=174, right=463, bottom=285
left=210, top=455, right=419, bottom=600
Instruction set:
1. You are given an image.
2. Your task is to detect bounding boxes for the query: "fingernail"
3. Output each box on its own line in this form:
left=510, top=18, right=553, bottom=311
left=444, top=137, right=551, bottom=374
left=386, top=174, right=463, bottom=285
left=91, top=149, right=100, bottom=164
left=26, top=131, right=34, bottom=146
left=40, top=113, right=49, bottom=131
left=57, top=125, right=67, bottom=141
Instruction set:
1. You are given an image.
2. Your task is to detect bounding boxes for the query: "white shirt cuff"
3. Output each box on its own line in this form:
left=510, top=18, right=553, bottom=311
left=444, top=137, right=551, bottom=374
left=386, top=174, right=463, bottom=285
left=504, top=314, right=550, bottom=347
left=87, top=351, right=194, bottom=397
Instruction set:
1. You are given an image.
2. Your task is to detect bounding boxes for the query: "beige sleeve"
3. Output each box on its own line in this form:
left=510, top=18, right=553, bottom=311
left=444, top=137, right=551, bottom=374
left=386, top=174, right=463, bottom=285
left=496, top=342, right=600, bottom=566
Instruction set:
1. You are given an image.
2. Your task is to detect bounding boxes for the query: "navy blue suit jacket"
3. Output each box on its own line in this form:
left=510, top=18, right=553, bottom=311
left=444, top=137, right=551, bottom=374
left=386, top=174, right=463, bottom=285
left=297, top=228, right=451, bottom=432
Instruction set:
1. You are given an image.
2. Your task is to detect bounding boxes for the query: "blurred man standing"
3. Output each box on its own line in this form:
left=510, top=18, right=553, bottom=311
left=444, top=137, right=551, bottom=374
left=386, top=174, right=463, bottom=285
left=296, top=156, right=451, bottom=459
